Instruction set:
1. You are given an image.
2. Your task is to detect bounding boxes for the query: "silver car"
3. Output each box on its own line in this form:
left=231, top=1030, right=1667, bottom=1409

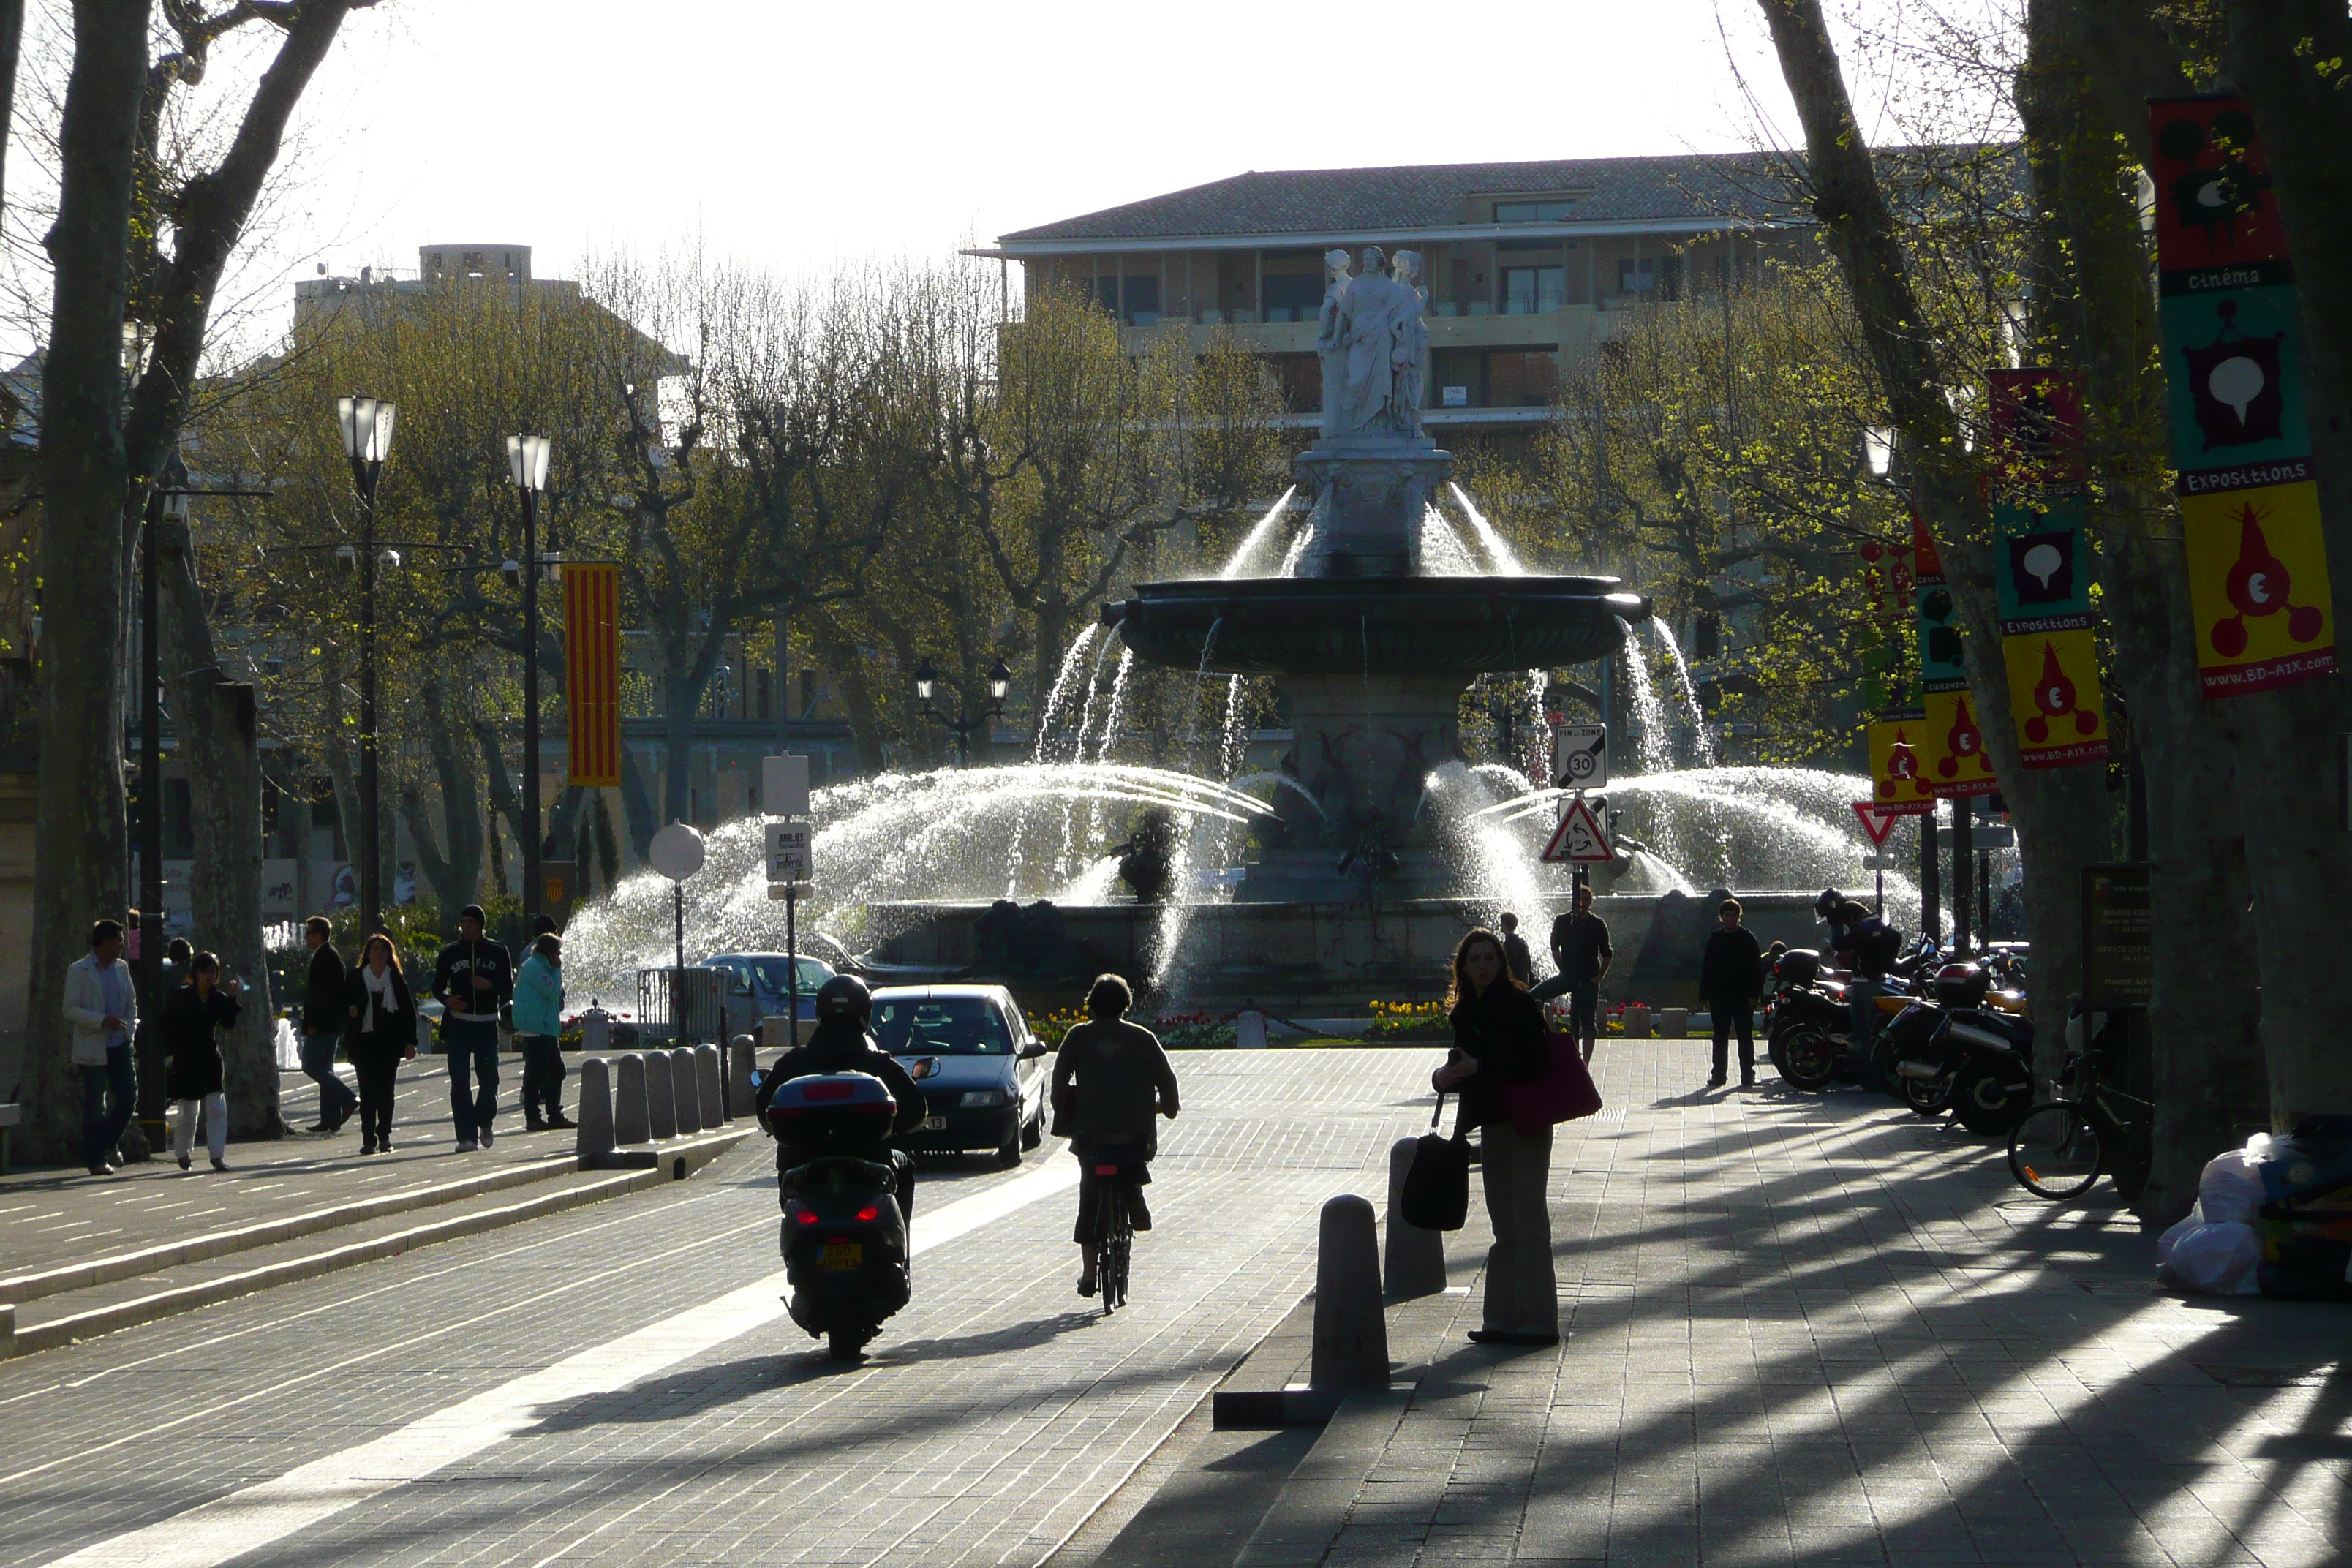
left=869, top=985, right=1049, bottom=1167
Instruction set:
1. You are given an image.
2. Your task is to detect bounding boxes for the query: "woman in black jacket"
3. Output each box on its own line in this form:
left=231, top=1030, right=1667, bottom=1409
left=343, top=933, right=417, bottom=1154
left=1050, top=973, right=1180, bottom=1297
left=162, top=951, right=243, bottom=1172
left=1432, top=927, right=1557, bottom=1345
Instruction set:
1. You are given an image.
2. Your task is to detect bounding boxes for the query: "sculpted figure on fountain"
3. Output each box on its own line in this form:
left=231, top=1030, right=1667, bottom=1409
left=1390, top=250, right=1428, bottom=438
left=1316, top=248, right=1353, bottom=426
left=1324, top=245, right=1428, bottom=440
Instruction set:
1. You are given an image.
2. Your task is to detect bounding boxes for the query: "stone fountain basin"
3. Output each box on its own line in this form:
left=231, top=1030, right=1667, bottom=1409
left=1104, top=576, right=1652, bottom=677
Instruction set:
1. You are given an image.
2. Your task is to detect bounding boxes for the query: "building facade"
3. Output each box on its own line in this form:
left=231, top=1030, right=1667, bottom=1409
left=987, top=155, right=1795, bottom=429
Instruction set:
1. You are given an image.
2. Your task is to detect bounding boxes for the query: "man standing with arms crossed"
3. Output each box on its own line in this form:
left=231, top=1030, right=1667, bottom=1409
left=431, top=905, right=513, bottom=1151
left=1534, top=883, right=1613, bottom=1065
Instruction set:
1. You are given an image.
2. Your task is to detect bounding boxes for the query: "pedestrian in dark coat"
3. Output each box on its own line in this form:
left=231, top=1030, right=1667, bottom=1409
left=162, top=952, right=242, bottom=1171
left=1433, top=927, right=1556, bottom=1346
left=344, top=933, right=418, bottom=1154
left=300, top=915, right=358, bottom=1133
left=1699, top=898, right=1764, bottom=1089
left=1051, top=973, right=1180, bottom=1296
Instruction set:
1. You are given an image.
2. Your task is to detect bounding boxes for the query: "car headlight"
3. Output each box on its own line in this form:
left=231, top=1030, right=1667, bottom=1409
left=958, top=1090, right=1009, bottom=1108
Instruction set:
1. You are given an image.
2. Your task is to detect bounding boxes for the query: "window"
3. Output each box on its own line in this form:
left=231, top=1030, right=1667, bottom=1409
left=1501, top=266, right=1564, bottom=315
left=755, top=667, right=772, bottom=720
left=1495, top=198, right=1578, bottom=223
left=1260, top=271, right=1323, bottom=322
left=1270, top=353, right=1321, bottom=414
left=1487, top=349, right=1561, bottom=407
left=1618, top=258, right=1656, bottom=293
left=1121, top=275, right=1160, bottom=324
left=872, top=996, right=1014, bottom=1056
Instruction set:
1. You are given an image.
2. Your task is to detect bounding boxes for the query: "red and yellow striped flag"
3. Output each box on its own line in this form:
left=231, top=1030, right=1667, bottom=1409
left=564, top=562, right=622, bottom=787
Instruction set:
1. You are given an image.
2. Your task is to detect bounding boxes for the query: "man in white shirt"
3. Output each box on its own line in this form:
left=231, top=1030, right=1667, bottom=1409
left=64, top=919, right=140, bottom=1177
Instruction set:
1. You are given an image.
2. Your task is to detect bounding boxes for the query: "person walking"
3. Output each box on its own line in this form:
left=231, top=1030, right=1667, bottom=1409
left=299, top=916, right=359, bottom=1134
left=1535, top=883, right=1613, bottom=1064
left=1432, top=927, right=1556, bottom=1346
left=1496, top=912, right=1534, bottom=987
left=1050, top=973, right=1180, bottom=1299
left=1699, top=897, right=1765, bottom=1089
left=161, top=952, right=242, bottom=1171
left=343, top=933, right=416, bottom=1154
left=513, top=932, right=572, bottom=1132
left=430, top=905, right=513, bottom=1152
left=64, top=919, right=140, bottom=1177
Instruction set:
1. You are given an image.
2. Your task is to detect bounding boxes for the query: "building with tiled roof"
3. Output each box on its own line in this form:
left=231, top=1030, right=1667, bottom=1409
left=983, top=154, right=1806, bottom=429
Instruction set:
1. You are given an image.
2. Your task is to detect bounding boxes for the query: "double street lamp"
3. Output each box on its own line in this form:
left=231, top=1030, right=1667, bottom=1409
left=339, top=394, right=397, bottom=938
left=913, top=657, right=1012, bottom=767
left=505, top=434, right=554, bottom=926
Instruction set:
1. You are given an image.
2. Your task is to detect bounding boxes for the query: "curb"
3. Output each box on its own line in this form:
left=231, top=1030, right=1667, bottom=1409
left=1, top=1126, right=749, bottom=1360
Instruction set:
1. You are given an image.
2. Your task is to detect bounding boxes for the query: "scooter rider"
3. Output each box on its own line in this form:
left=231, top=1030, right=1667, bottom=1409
left=755, top=975, right=929, bottom=1218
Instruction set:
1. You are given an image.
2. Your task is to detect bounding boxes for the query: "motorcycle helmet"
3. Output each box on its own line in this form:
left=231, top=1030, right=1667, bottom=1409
left=1814, top=888, right=1844, bottom=919
left=814, top=973, right=873, bottom=1022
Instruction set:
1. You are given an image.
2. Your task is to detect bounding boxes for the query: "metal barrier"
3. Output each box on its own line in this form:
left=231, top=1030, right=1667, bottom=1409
left=635, top=966, right=732, bottom=1046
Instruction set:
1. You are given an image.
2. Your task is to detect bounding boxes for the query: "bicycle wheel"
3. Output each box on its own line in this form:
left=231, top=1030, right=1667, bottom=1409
left=1107, top=1225, right=1131, bottom=1310
left=2008, top=1102, right=2103, bottom=1200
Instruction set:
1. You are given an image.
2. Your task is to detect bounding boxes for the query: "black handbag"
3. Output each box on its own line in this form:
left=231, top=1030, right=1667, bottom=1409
left=1399, top=1092, right=1471, bottom=1232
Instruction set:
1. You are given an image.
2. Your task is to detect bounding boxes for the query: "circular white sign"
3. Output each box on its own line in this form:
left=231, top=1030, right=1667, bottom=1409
left=647, top=822, right=706, bottom=882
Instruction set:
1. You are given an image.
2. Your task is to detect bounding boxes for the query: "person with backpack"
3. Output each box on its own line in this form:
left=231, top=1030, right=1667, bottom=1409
left=431, top=905, right=513, bottom=1151
left=1699, top=898, right=1765, bottom=1089
left=1834, top=897, right=1901, bottom=1053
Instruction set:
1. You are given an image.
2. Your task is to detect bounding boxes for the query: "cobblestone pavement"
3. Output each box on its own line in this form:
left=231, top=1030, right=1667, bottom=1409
left=0, top=1047, right=1447, bottom=1568
left=1, top=1056, right=595, bottom=1281
left=1253, top=1038, right=2350, bottom=1568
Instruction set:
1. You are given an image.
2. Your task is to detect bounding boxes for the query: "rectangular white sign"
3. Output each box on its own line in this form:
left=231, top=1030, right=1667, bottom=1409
left=764, top=818, right=813, bottom=885
left=1553, top=723, right=1609, bottom=790
left=762, top=753, right=810, bottom=818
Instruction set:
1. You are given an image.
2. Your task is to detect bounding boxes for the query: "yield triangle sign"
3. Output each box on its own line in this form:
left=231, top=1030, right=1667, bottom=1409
left=1851, top=800, right=1901, bottom=846
left=1542, top=797, right=1615, bottom=863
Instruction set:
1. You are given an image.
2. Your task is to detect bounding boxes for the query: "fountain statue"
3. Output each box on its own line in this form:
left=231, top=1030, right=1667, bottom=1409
left=1107, top=248, right=1649, bottom=904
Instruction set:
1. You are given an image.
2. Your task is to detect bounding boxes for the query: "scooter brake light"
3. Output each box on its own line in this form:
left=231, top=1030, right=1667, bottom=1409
left=794, top=1209, right=819, bottom=1225
left=801, top=1081, right=856, bottom=1101
left=1093, top=1164, right=1123, bottom=1176
left=855, top=1205, right=881, bottom=1222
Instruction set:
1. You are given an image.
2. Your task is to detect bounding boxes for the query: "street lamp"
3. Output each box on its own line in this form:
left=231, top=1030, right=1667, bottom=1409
left=913, top=657, right=1012, bottom=766
left=505, top=433, right=552, bottom=925
left=1863, top=426, right=1895, bottom=480
left=339, top=394, right=397, bottom=937
left=133, top=469, right=189, bottom=1146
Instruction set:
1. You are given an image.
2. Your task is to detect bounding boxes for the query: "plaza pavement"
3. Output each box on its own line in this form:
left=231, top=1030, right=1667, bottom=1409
left=0, top=1040, right=2342, bottom=1568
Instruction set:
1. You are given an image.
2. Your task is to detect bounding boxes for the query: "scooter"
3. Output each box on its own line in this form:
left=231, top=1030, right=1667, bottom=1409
left=1888, top=962, right=2036, bottom=1135
left=765, top=1071, right=913, bottom=1360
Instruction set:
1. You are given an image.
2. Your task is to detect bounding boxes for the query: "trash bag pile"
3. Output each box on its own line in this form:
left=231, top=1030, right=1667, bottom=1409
left=2159, top=1115, right=2352, bottom=1300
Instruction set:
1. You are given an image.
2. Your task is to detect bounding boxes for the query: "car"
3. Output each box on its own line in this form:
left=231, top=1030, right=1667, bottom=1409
left=868, top=984, right=1049, bottom=1168
left=700, top=952, right=838, bottom=1026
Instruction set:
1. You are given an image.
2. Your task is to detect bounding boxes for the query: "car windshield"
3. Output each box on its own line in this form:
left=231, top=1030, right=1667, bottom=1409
left=744, top=957, right=830, bottom=991
left=872, top=997, right=1012, bottom=1056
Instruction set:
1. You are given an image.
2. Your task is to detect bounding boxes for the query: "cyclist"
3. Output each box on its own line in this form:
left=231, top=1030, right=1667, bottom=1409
left=1049, top=973, right=1180, bottom=1297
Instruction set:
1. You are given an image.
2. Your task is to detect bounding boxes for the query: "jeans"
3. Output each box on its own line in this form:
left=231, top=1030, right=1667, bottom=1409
left=519, top=1035, right=566, bottom=1118
left=353, top=1049, right=400, bottom=1146
left=80, top=1044, right=137, bottom=1169
left=1708, top=992, right=1755, bottom=1079
left=1529, top=976, right=1599, bottom=1052
left=173, top=1092, right=227, bottom=1163
left=301, top=1030, right=358, bottom=1122
left=442, top=1018, right=500, bottom=1139
left=1479, top=1120, right=1557, bottom=1336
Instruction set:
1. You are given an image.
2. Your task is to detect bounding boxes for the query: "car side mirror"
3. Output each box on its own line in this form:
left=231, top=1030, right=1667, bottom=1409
left=1019, top=1043, right=1047, bottom=1060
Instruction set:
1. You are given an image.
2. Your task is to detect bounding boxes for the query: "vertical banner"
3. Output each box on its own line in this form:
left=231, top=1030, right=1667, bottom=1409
left=2000, top=623, right=2108, bottom=769
left=1922, top=688, right=2000, bottom=796
left=1984, top=366, right=2110, bottom=770
left=2149, top=96, right=2337, bottom=696
left=564, top=562, right=622, bottom=788
left=1855, top=535, right=1916, bottom=714
left=1912, top=510, right=1970, bottom=696
left=1869, top=716, right=1937, bottom=815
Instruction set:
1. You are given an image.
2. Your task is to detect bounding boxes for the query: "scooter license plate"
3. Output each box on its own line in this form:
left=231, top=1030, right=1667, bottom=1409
left=921, top=1115, right=949, bottom=1130
left=819, top=1241, right=862, bottom=1270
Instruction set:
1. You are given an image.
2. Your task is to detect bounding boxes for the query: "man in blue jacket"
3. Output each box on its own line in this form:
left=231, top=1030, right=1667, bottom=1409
left=431, top=905, right=513, bottom=1151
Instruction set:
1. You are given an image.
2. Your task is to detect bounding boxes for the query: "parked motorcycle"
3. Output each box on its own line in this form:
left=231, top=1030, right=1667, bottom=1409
left=1886, top=962, right=2035, bottom=1135
left=1763, top=948, right=1856, bottom=1090
left=766, top=1071, right=914, bottom=1360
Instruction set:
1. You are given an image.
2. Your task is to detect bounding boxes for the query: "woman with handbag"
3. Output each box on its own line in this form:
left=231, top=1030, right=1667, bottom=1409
left=344, top=934, right=418, bottom=1154
left=1431, top=927, right=1558, bottom=1346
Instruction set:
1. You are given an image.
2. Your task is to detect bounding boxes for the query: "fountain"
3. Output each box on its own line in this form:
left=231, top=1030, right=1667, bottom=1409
left=565, top=247, right=1930, bottom=1014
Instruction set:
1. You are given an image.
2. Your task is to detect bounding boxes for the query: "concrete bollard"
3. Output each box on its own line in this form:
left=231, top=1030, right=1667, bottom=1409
left=1311, top=1194, right=1390, bottom=1390
left=729, top=1036, right=757, bottom=1121
left=671, top=1049, right=702, bottom=1136
left=645, top=1048, right=678, bottom=1140
left=1384, top=1137, right=1448, bottom=1300
left=576, top=1058, right=617, bottom=1162
left=696, top=1043, right=725, bottom=1122
left=614, top=1053, right=651, bottom=1145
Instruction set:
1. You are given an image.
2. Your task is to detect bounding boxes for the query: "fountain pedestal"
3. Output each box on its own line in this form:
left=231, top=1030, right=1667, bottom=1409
left=1292, top=437, right=1452, bottom=578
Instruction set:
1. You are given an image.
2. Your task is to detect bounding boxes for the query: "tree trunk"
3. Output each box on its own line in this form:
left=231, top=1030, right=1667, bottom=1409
left=618, top=745, right=657, bottom=863
left=400, top=679, right=482, bottom=918
left=20, top=0, right=151, bottom=1163
left=155, top=516, right=278, bottom=1137
left=810, top=622, right=893, bottom=773
left=1757, top=0, right=2111, bottom=1071
left=0, top=0, right=26, bottom=216
left=2029, top=0, right=2268, bottom=1223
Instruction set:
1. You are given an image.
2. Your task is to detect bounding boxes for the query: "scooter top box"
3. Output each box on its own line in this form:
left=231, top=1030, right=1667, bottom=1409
left=766, top=1072, right=899, bottom=1148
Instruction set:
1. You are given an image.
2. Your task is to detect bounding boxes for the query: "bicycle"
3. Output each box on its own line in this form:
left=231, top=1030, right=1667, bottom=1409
left=1086, top=1161, right=1138, bottom=1313
left=2006, top=1025, right=2152, bottom=1203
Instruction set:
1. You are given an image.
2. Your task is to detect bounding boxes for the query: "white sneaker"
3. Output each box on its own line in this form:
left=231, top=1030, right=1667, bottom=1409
left=478, top=1126, right=494, bottom=1147
left=454, top=1138, right=478, bottom=1153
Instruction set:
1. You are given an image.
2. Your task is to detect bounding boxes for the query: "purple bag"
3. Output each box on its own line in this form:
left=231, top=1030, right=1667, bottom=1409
left=1498, top=1030, right=1604, bottom=1135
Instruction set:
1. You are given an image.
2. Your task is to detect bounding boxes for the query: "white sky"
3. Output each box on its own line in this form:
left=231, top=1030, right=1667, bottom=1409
left=157, top=0, right=1824, bottom=350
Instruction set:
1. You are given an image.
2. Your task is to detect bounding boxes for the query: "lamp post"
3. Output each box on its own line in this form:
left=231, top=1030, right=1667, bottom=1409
left=505, top=434, right=552, bottom=924
left=913, top=657, right=1011, bottom=767
left=133, top=472, right=187, bottom=1144
left=339, top=395, right=397, bottom=937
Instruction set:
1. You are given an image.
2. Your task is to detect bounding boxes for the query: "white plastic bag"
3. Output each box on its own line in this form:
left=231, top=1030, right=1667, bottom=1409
left=2155, top=1140, right=2270, bottom=1295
